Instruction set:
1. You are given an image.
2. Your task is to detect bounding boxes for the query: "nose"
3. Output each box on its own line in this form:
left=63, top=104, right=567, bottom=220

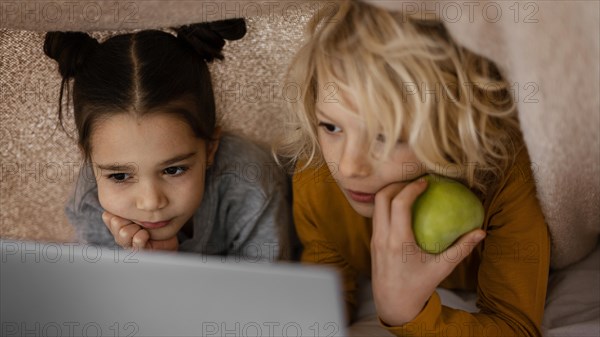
left=136, top=180, right=168, bottom=211
left=337, top=141, right=372, bottom=178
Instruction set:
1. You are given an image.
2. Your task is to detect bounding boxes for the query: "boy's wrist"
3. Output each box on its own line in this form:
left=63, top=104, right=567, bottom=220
left=376, top=288, right=431, bottom=327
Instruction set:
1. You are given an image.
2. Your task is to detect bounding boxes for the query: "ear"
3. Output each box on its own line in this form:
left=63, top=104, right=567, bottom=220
left=206, top=127, right=222, bottom=166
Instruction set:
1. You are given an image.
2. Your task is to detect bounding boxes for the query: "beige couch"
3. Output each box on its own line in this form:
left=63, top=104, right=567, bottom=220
left=1, top=1, right=598, bottom=335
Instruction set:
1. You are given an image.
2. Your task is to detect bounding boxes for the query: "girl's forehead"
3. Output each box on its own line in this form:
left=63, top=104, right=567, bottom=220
left=93, top=113, right=193, bottom=136
left=89, top=113, right=202, bottom=162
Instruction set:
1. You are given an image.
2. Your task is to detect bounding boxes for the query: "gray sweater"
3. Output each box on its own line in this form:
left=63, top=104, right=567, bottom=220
left=65, top=134, right=292, bottom=261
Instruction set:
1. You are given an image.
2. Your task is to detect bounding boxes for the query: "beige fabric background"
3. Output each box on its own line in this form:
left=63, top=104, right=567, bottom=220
left=1, top=0, right=599, bottom=269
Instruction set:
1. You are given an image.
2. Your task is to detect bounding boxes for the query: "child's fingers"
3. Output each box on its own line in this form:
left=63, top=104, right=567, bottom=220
left=101, top=211, right=114, bottom=230
left=102, top=211, right=129, bottom=233
left=442, top=229, right=486, bottom=271
left=146, top=236, right=179, bottom=251
left=373, top=182, right=405, bottom=241
left=387, top=179, right=428, bottom=242
left=132, top=229, right=150, bottom=250
left=115, top=223, right=142, bottom=248
left=374, top=183, right=404, bottom=223
left=102, top=212, right=145, bottom=249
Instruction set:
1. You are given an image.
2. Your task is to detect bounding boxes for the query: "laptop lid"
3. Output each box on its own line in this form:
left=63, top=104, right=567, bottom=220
left=1, top=239, right=347, bottom=337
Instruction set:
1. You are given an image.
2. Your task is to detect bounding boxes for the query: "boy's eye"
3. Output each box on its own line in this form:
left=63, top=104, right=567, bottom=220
left=375, top=133, right=405, bottom=145
left=318, top=122, right=342, bottom=133
left=108, top=173, right=130, bottom=183
left=164, top=166, right=187, bottom=176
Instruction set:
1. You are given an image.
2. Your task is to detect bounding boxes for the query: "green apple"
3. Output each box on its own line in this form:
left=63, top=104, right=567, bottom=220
left=411, top=174, right=484, bottom=254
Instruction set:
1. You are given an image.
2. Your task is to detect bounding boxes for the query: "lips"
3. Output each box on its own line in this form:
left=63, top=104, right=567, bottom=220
left=139, top=220, right=170, bottom=229
left=346, top=189, right=376, bottom=203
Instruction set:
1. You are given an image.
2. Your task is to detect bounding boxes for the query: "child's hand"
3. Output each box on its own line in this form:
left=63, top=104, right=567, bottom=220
left=101, top=211, right=178, bottom=251
left=371, top=179, right=486, bottom=327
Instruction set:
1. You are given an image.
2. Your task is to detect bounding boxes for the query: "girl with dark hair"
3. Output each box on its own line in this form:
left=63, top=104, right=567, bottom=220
left=44, top=19, right=291, bottom=261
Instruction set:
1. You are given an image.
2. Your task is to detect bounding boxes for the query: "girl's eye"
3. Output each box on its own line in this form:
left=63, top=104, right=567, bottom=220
left=318, top=122, right=342, bottom=134
left=108, top=173, right=130, bottom=183
left=164, top=166, right=187, bottom=176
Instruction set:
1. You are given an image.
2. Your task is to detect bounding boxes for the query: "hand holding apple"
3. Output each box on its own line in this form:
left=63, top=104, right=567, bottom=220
left=371, top=178, right=486, bottom=326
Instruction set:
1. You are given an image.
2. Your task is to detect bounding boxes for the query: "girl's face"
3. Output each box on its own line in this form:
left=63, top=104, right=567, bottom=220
left=90, top=113, right=219, bottom=241
left=315, top=91, right=427, bottom=218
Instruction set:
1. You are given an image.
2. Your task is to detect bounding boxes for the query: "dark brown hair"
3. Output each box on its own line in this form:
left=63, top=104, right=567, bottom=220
left=43, top=19, right=246, bottom=162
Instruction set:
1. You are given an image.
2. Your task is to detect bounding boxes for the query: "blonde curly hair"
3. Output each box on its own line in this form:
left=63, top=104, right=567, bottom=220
left=277, top=0, right=523, bottom=195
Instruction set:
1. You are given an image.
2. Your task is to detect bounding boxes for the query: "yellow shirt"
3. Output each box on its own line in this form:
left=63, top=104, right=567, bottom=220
left=293, top=147, right=550, bottom=337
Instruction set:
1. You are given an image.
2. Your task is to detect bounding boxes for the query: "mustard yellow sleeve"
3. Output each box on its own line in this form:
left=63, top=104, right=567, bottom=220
left=294, top=184, right=358, bottom=321
left=292, top=167, right=360, bottom=322
left=295, top=201, right=359, bottom=322
left=382, top=148, right=551, bottom=337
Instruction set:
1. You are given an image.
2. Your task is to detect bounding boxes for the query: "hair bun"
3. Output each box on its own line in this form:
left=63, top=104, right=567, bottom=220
left=175, top=18, right=246, bottom=62
left=43, top=32, right=99, bottom=79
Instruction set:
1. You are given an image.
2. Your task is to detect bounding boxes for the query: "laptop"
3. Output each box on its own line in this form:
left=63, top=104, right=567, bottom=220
left=0, top=239, right=347, bottom=337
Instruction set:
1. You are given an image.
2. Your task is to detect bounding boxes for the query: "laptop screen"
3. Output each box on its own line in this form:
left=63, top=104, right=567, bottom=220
left=1, top=239, right=347, bottom=337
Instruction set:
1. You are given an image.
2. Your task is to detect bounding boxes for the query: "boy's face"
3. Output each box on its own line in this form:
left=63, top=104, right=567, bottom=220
left=315, top=91, right=427, bottom=218
left=90, top=113, right=218, bottom=241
